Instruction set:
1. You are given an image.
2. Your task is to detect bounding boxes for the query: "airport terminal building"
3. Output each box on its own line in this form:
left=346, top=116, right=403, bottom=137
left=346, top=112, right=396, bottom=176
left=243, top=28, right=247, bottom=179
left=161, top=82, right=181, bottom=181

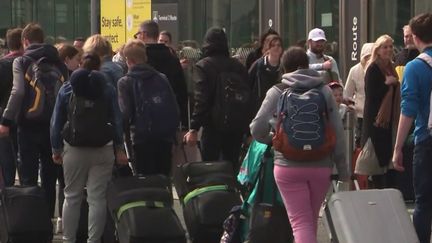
left=0, top=0, right=431, bottom=78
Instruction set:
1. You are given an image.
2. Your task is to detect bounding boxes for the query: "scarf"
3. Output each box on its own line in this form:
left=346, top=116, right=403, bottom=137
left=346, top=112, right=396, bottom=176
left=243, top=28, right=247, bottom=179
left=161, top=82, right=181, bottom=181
left=374, top=59, right=400, bottom=130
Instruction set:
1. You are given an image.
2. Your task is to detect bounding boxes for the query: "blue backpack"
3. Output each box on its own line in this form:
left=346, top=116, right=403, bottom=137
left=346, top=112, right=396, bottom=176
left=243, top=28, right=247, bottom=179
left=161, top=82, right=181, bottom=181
left=131, top=72, right=179, bottom=142
left=272, top=83, right=336, bottom=161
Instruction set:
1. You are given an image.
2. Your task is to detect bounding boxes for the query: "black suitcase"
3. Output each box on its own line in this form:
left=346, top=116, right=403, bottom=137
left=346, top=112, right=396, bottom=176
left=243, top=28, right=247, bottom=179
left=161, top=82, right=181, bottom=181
left=173, top=160, right=239, bottom=200
left=173, top=161, right=242, bottom=243
left=0, top=186, right=53, bottom=243
left=106, top=175, right=186, bottom=243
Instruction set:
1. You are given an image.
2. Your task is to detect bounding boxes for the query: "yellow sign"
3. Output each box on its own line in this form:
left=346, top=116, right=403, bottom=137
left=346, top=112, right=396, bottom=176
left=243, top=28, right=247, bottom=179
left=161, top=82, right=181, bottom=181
left=126, top=0, right=151, bottom=41
left=100, top=0, right=126, bottom=50
left=100, top=0, right=151, bottom=50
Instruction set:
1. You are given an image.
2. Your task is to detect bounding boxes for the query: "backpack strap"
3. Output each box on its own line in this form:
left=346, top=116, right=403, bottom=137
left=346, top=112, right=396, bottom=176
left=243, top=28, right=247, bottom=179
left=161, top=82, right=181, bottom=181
left=274, top=82, right=289, bottom=91
left=417, top=53, right=432, bottom=69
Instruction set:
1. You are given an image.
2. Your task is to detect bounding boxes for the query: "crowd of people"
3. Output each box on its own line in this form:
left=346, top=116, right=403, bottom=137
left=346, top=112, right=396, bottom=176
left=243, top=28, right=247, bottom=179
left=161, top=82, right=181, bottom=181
left=0, top=12, right=431, bottom=243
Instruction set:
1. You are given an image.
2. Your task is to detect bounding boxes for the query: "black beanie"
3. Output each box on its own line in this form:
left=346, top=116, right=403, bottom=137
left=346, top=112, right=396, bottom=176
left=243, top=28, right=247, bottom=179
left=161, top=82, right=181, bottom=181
left=69, top=68, right=106, bottom=100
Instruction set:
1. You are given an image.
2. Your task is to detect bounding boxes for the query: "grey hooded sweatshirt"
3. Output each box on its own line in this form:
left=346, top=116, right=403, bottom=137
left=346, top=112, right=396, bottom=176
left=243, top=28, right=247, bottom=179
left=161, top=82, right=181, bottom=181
left=250, top=69, right=349, bottom=180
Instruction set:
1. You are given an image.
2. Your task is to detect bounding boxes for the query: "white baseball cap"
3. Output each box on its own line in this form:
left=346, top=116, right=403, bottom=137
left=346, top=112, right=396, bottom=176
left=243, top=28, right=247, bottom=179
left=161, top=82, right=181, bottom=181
left=308, top=28, right=327, bottom=41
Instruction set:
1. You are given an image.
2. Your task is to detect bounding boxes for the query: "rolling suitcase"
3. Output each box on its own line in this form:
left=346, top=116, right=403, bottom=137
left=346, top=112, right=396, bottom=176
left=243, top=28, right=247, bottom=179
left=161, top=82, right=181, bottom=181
left=324, top=188, right=419, bottom=243
left=0, top=186, right=53, bottom=243
left=173, top=161, right=242, bottom=243
left=106, top=175, right=186, bottom=243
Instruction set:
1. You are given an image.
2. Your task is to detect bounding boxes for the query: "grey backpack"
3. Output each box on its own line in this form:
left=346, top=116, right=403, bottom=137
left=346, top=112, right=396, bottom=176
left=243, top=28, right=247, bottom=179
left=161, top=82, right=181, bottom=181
left=417, top=53, right=432, bottom=129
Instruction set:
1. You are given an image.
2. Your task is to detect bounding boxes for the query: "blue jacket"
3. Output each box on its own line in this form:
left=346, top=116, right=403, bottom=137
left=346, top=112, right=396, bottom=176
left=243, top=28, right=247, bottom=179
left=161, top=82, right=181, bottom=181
left=401, top=47, right=432, bottom=144
left=50, top=80, right=124, bottom=154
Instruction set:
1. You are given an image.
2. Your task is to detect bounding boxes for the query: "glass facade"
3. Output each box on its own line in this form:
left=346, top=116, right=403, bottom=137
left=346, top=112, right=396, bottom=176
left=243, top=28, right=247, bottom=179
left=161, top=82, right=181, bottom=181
left=281, top=0, right=306, bottom=47
left=0, top=0, right=90, bottom=44
left=314, top=0, right=339, bottom=60
left=368, top=0, right=411, bottom=50
left=177, top=0, right=258, bottom=50
left=414, top=0, right=432, bottom=14
left=0, top=0, right=431, bottom=55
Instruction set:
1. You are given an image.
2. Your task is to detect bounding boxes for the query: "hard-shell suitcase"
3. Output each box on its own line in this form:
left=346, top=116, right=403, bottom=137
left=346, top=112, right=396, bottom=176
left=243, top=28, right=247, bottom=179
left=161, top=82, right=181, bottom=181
left=106, top=175, right=186, bottom=243
left=325, top=188, right=419, bottom=243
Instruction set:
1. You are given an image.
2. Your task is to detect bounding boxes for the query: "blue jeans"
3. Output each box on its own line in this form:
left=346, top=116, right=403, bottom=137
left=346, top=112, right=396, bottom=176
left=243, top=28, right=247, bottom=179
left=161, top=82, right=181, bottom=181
left=0, top=127, right=17, bottom=186
left=17, top=126, right=59, bottom=218
left=412, top=135, right=432, bottom=243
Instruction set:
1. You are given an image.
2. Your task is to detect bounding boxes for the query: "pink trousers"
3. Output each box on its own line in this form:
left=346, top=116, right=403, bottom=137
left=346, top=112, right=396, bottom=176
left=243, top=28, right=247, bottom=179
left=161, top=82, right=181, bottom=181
left=274, top=165, right=332, bottom=243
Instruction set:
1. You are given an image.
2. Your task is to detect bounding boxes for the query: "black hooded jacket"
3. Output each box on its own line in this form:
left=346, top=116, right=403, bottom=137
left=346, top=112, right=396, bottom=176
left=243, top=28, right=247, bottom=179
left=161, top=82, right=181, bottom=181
left=146, top=43, right=188, bottom=127
left=0, top=43, right=68, bottom=127
left=190, top=28, right=249, bottom=130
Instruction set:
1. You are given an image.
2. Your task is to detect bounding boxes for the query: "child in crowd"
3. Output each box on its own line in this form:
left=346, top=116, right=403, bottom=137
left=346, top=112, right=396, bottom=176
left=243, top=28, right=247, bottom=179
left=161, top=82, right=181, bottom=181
left=329, top=81, right=354, bottom=119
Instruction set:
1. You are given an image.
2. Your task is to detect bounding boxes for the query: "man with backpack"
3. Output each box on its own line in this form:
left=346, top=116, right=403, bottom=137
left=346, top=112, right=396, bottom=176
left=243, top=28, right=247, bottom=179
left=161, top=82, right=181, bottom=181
left=135, top=20, right=188, bottom=130
left=184, top=27, right=252, bottom=172
left=392, top=13, right=432, bottom=243
left=0, top=27, right=23, bottom=186
left=0, top=23, right=69, bottom=219
left=117, top=39, right=179, bottom=176
left=50, top=67, right=127, bottom=243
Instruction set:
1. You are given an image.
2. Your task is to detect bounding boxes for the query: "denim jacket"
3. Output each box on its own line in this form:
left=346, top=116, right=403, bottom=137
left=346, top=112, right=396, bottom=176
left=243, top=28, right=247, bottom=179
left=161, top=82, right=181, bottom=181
left=50, top=81, right=124, bottom=155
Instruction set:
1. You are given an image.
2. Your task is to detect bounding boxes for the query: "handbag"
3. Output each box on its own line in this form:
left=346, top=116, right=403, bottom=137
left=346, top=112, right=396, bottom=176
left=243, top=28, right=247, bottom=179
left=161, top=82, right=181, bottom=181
left=247, top=148, right=293, bottom=243
left=354, top=137, right=387, bottom=175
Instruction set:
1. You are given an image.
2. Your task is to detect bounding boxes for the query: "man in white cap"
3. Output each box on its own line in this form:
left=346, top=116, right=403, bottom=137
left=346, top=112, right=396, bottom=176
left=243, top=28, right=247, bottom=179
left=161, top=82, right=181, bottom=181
left=307, top=28, right=341, bottom=84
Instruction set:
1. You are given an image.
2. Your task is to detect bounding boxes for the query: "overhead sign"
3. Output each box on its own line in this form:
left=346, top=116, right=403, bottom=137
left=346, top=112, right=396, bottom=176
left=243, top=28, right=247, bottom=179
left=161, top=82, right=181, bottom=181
left=126, top=0, right=151, bottom=40
left=343, top=0, right=362, bottom=80
left=152, top=3, right=178, bottom=46
left=101, top=0, right=151, bottom=50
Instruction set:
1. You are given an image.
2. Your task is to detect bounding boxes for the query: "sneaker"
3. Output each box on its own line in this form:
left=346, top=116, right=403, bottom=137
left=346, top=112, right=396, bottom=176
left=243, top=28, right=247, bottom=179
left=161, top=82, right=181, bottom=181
left=56, top=217, right=63, bottom=234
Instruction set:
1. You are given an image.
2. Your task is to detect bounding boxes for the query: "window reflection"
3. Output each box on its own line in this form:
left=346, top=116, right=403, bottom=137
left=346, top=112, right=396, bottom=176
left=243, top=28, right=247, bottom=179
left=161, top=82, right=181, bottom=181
left=369, top=0, right=411, bottom=51
left=282, top=0, right=306, bottom=47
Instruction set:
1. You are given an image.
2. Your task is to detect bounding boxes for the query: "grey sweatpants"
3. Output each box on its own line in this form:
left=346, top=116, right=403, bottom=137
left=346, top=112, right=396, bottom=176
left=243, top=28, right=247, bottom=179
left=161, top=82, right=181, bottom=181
left=62, top=143, right=114, bottom=243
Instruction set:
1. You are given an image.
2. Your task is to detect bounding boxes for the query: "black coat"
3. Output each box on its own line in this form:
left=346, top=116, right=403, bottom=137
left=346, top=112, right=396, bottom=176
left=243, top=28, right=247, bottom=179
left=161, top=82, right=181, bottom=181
left=146, top=43, right=188, bottom=127
left=361, top=62, right=396, bottom=167
left=248, top=56, right=281, bottom=116
left=190, top=55, right=248, bottom=130
left=0, top=56, right=17, bottom=111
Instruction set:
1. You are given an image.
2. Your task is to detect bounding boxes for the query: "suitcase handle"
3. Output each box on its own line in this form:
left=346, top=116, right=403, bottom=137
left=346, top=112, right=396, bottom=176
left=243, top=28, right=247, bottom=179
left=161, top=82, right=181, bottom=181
left=330, top=174, right=360, bottom=192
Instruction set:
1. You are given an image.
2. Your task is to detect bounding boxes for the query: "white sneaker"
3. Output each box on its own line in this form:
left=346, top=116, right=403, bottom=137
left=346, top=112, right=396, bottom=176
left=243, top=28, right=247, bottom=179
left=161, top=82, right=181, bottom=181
left=56, top=217, right=63, bottom=234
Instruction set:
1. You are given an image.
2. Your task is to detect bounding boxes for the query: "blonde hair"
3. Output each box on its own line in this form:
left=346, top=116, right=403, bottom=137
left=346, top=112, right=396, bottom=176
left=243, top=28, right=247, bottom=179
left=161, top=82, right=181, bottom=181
left=123, top=39, right=147, bottom=64
left=367, top=34, right=398, bottom=79
left=82, top=34, right=112, bottom=58
left=367, top=35, right=394, bottom=70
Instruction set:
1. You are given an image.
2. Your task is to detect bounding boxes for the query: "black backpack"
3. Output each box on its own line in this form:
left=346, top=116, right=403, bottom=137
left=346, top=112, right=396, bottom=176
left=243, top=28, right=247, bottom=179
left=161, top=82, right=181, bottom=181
left=62, top=92, right=114, bottom=147
left=22, top=56, right=65, bottom=123
left=132, top=72, right=179, bottom=142
left=207, top=58, right=252, bottom=132
left=0, top=57, right=15, bottom=111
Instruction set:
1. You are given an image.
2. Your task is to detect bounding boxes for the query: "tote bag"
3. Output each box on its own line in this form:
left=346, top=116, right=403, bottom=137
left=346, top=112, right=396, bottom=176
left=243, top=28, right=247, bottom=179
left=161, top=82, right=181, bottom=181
left=354, top=138, right=387, bottom=175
